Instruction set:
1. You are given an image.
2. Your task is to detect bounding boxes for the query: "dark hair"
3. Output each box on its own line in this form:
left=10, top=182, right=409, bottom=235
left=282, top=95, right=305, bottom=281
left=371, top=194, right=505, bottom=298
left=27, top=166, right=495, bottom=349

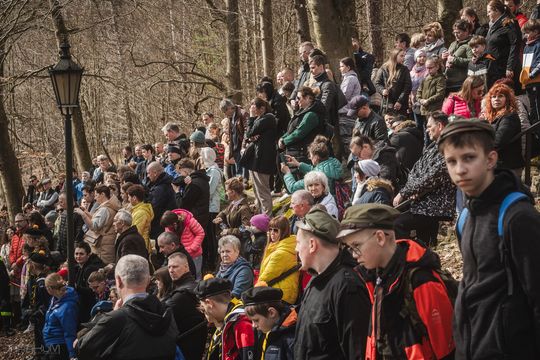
left=141, top=144, right=154, bottom=153
left=469, top=35, right=486, bottom=47
left=307, top=137, right=329, bottom=160
left=353, top=162, right=364, bottom=177
left=123, top=146, right=133, bottom=153
left=153, top=267, right=173, bottom=300
left=340, top=57, right=357, bottom=73
left=126, top=184, right=145, bottom=201
left=82, top=183, right=95, bottom=193
left=202, top=112, right=214, bottom=118
left=75, top=241, right=92, bottom=254
left=453, top=19, right=472, bottom=33
left=297, top=86, right=316, bottom=100
left=523, top=19, right=540, bottom=33
left=245, top=301, right=288, bottom=317
left=395, top=33, right=411, bottom=47
left=225, top=176, right=244, bottom=194
left=168, top=124, right=180, bottom=133
left=256, top=81, right=275, bottom=100
left=160, top=211, right=184, bottom=236
left=350, top=135, right=373, bottom=149
left=282, top=81, right=295, bottom=93
left=120, top=171, right=139, bottom=184
left=88, top=269, right=107, bottom=283
left=121, top=182, right=134, bottom=193
left=28, top=211, right=46, bottom=229
left=251, top=97, right=272, bottom=114
left=438, top=129, right=495, bottom=154
left=309, top=54, right=326, bottom=67
left=460, top=7, right=481, bottom=26
left=94, top=184, right=111, bottom=198
left=429, top=111, right=449, bottom=126
left=267, top=215, right=291, bottom=239
left=177, top=158, right=196, bottom=170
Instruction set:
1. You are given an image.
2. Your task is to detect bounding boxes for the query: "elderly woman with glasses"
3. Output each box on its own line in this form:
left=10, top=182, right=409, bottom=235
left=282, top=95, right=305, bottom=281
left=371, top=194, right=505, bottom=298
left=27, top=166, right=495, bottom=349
left=257, top=216, right=299, bottom=304
left=303, top=171, right=338, bottom=219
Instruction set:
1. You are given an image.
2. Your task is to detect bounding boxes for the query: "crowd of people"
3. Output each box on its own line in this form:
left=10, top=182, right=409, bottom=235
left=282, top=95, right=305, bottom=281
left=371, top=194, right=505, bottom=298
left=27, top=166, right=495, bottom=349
left=1, top=0, right=540, bottom=359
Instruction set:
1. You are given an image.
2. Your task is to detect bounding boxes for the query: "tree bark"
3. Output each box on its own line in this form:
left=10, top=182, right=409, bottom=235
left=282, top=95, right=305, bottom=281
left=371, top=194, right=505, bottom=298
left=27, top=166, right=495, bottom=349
left=49, top=0, right=92, bottom=172
left=308, top=0, right=356, bottom=81
left=438, top=0, right=463, bottom=47
left=294, top=0, right=311, bottom=43
left=226, top=0, right=242, bottom=104
left=366, top=0, right=384, bottom=66
left=0, top=40, right=25, bottom=220
left=260, top=0, right=275, bottom=79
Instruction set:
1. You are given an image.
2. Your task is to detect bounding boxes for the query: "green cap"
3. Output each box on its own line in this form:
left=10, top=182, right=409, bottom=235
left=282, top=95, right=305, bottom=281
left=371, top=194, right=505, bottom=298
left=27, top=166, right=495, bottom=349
left=337, top=204, right=400, bottom=239
left=438, top=118, right=495, bottom=145
left=295, top=208, right=340, bottom=244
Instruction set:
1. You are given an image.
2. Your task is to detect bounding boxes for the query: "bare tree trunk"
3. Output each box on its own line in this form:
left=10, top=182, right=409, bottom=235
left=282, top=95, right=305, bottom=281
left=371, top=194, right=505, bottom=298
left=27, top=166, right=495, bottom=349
left=438, top=0, right=463, bottom=47
left=49, top=0, right=92, bottom=172
left=366, top=0, right=384, bottom=66
left=308, top=0, right=356, bottom=80
left=294, top=0, right=311, bottom=43
left=0, top=40, right=24, bottom=220
left=226, top=0, right=242, bottom=104
left=259, top=0, right=275, bottom=79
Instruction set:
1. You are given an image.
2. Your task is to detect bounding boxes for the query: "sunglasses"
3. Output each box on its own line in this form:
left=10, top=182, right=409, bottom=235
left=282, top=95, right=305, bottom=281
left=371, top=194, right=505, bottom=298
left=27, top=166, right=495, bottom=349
left=268, top=228, right=280, bottom=233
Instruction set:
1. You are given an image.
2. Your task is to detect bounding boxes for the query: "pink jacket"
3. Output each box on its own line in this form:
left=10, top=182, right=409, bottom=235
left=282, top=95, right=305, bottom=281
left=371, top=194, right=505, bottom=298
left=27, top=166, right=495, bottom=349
left=441, top=94, right=481, bottom=119
left=166, top=209, right=204, bottom=258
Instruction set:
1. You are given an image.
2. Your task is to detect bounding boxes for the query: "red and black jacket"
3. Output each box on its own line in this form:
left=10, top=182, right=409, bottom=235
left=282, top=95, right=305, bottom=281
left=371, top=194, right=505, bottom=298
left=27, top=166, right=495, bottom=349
left=358, top=240, right=454, bottom=360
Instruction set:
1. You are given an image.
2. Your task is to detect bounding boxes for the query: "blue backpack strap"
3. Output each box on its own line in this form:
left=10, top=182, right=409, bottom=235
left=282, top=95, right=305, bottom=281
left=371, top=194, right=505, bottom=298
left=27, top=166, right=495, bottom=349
left=456, top=207, right=469, bottom=240
left=497, top=191, right=529, bottom=296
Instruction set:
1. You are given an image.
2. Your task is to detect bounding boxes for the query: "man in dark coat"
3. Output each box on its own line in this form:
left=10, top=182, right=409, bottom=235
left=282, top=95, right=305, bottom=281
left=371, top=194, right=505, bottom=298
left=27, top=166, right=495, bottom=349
left=294, top=208, right=370, bottom=359
left=165, top=253, right=207, bottom=360
left=146, top=162, right=176, bottom=240
left=113, top=210, right=149, bottom=261
left=389, top=120, right=424, bottom=171
left=350, top=95, right=388, bottom=143
left=220, top=99, right=249, bottom=178
left=292, top=41, right=315, bottom=101
left=173, top=158, right=210, bottom=228
left=77, top=255, right=178, bottom=360
left=135, top=144, right=156, bottom=185
left=55, top=192, right=85, bottom=260
left=74, top=242, right=105, bottom=323
left=158, top=232, right=197, bottom=277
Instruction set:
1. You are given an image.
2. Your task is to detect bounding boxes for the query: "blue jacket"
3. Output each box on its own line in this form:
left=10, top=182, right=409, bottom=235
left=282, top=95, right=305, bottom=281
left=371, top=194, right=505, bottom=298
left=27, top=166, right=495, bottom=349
left=216, top=257, right=253, bottom=298
left=43, top=287, right=79, bottom=357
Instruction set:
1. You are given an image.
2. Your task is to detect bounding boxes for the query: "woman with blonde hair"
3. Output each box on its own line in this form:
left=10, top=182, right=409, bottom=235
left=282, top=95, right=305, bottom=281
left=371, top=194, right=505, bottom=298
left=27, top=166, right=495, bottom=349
left=422, top=22, right=447, bottom=57
left=484, top=83, right=524, bottom=175
left=374, top=48, right=412, bottom=115
left=442, top=75, right=485, bottom=118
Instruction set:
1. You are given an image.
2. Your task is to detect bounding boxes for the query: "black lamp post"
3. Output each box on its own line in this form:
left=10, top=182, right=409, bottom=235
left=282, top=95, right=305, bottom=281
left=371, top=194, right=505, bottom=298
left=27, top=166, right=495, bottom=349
left=49, top=42, right=84, bottom=286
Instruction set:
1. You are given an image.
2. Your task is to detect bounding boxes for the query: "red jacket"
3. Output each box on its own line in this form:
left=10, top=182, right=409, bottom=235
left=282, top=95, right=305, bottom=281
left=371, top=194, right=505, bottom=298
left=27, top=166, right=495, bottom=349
left=166, top=209, right=204, bottom=258
left=441, top=94, right=481, bottom=119
left=359, top=240, right=454, bottom=360
left=9, top=231, right=25, bottom=268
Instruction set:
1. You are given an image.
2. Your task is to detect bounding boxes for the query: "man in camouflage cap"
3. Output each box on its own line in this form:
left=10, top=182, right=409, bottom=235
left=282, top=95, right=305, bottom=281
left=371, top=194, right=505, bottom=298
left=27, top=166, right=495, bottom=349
left=294, top=207, right=370, bottom=359
left=338, top=204, right=455, bottom=359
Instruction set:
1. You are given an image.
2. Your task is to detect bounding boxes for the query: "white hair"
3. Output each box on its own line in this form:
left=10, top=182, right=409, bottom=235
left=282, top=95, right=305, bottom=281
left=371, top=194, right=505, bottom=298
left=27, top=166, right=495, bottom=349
left=115, top=255, right=150, bottom=287
left=291, top=189, right=315, bottom=205
left=146, top=161, right=163, bottom=174
left=115, top=210, right=132, bottom=227
left=304, top=171, right=329, bottom=194
left=218, top=235, right=241, bottom=252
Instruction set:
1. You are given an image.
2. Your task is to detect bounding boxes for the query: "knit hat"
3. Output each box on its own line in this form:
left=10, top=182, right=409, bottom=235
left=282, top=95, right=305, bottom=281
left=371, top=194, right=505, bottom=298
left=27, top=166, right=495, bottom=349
left=414, top=49, right=427, bottom=62
left=358, top=160, right=381, bottom=178
left=250, top=214, right=271, bottom=233
left=190, top=130, right=206, bottom=145
left=200, top=147, right=217, bottom=168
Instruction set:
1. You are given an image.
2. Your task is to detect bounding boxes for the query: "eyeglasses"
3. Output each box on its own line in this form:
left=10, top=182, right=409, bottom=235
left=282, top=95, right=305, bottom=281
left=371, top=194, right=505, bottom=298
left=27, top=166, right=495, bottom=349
left=268, top=228, right=280, bottom=233
left=342, top=243, right=363, bottom=256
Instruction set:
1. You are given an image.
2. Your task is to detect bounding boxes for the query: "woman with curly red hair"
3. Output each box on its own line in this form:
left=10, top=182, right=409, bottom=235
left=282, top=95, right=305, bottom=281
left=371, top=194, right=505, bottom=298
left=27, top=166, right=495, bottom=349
left=484, top=83, right=524, bottom=176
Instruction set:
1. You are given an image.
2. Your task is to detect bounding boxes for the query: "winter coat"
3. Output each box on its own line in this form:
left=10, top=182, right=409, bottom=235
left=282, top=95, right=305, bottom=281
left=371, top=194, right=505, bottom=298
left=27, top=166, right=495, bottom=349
left=422, top=39, right=447, bottom=58
left=131, top=201, right=154, bottom=253
left=9, top=230, right=25, bottom=275
left=216, top=257, right=254, bottom=299
left=389, top=123, right=424, bottom=171
left=520, top=38, right=540, bottom=89
left=37, top=188, right=59, bottom=215
left=282, top=101, right=325, bottom=160
left=74, top=254, right=104, bottom=323
left=358, top=240, right=455, bottom=360
left=244, top=112, right=278, bottom=175
left=136, top=157, right=155, bottom=185
left=292, top=61, right=311, bottom=99
left=216, top=197, right=253, bottom=238
left=353, top=49, right=375, bottom=89
left=86, top=196, right=121, bottom=265
left=43, top=287, right=79, bottom=358
left=148, top=172, right=176, bottom=239
left=492, top=112, right=525, bottom=170
left=353, top=110, right=389, bottom=143
left=206, top=164, right=223, bottom=214
left=164, top=247, right=196, bottom=278
left=374, top=64, right=412, bottom=110
left=115, top=225, right=149, bottom=261
left=259, top=235, right=299, bottom=305
left=163, top=273, right=206, bottom=360
left=77, top=294, right=178, bottom=360
left=56, top=211, right=84, bottom=259
left=400, top=142, right=456, bottom=218
left=174, top=169, right=210, bottom=227
left=226, top=106, right=249, bottom=155
left=373, top=141, right=400, bottom=185
left=416, top=73, right=446, bottom=115
left=284, top=157, right=342, bottom=195
left=485, top=15, right=522, bottom=90
left=468, top=52, right=496, bottom=89
left=166, top=209, right=204, bottom=259
left=314, top=193, right=339, bottom=219
left=294, top=251, right=370, bottom=360
left=445, top=37, right=473, bottom=91
left=339, top=70, right=362, bottom=115
left=271, top=92, right=291, bottom=136
left=442, top=94, right=482, bottom=118
left=313, top=71, right=340, bottom=126
left=455, top=170, right=540, bottom=360
left=259, top=308, right=297, bottom=360
left=353, top=177, right=393, bottom=206
left=410, top=65, right=429, bottom=94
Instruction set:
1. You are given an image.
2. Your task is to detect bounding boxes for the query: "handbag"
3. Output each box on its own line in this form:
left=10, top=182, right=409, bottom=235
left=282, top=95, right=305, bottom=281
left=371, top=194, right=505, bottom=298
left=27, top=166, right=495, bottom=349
left=84, top=229, right=102, bottom=246
left=238, top=142, right=256, bottom=168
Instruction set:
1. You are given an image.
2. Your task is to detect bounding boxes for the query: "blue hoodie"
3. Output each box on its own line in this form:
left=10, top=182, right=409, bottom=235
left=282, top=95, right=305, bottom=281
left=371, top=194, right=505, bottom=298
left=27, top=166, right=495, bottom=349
left=43, top=286, right=79, bottom=357
left=216, top=257, right=253, bottom=298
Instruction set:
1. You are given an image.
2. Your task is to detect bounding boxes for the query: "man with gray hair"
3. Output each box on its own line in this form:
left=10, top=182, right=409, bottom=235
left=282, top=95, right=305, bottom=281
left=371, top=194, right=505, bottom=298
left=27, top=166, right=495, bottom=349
left=112, top=209, right=148, bottom=261
left=146, top=161, right=176, bottom=240
left=157, top=231, right=196, bottom=276
left=92, top=154, right=116, bottom=183
left=220, top=98, right=248, bottom=179
left=290, top=189, right=315, bottom=234
left=77, top=255, right=178, bottom=360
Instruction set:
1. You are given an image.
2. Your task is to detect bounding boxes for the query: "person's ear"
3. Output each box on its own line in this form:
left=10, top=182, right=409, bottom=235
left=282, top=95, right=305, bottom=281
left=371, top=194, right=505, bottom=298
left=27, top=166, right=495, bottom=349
left=115, top=275, right=123, bottom=290
left=375, top=230, right=387, bottom=247
left=309, top=237, right=318, bottom=254
left=487, top=149, right=498, bottom=169
left=268, top=307, right=279, bottom=319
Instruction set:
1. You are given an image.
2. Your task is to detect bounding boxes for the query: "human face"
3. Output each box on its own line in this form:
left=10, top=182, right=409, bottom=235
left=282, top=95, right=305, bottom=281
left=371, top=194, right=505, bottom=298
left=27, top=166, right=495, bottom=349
left=74, top=248, right=89, bottom=265
left=295, top=229, right=313, bottom=271
left=158, top=239, right=176, bottom=256
left=309, top=152, right=320, bottom=166
left=276, top=71, right=284, bottom=86
left=141, top=149, right=151, bottom=160
left=220, top=243, right=239, bottom=265
left=223, top=106, right=235, bottom=118
left=307, top=181, right=325, bottom=198
left=113, top=214, right=125, bottom=234
left=147, top=169, right=158, bottom=183
left=442, top=143, right=497, bottom=197
left=342, top=230, right=385, bottom=269
left=127, top=194, right=138, bottom=206
left=81, top=172, right=90, bottom=182
left=360, top=144, right=374, bottom=160
left=461, top=14, right=475, bottom=25
left=425, top=33, right=436, bottom=44
left=89, top=280, right=107, bottom=295
left=94, top=191, right=107, bottom=205
left=297, top=94, right=312, bottom=109
left=155, top=143, right=164, bottom=154
left=356, top=104, right=371, bottom=119
left=268, top=227, right=281, bottom=242
left=256, top=92, right=268, bottom=101
left=453, top=28, right=469, bottom=41
left=397, top=51, right=406, bottom=64
left=14, top=215, right=27, bottom=231
left=309, top=62, right=324, bottom=77
left=487, top=5, right=501, bottom=22
left=426, top=60, right=439, bottom=76
left=202, top=114, right=213, bottom=125
left=98, top=159, right=109, bottom=171
left=471, top=85, right=484, bottom=101
left=135, top=146, right=142, bottom=157
left=339, top=61, right=350, bottom=75
left=122, top=149, right=131, bottom=159
left=291, top=197, right=310, bottom=218
left=395, top=39, right=406, bottom=50
left=416, top=54, right=426, bottom=66
left=82, top=190, right=94, bottom=204
left=299, top=45, right=311, bottom=62
left=426, top=117, right=443, bottom=141
left=471, top=44, right=485, bottom=58
left=225, top=187, right=239, bottom=201
left=504, top=0, right=517, bottom=15
left=168, top=152, right=181, bottom=163
left=248, top=312, right=278, bottom=333
left=164, top=129, right=177, bottom=142
left=168, top=257, right=188, bottom=281
left=490, top=93, right=507, bottom=111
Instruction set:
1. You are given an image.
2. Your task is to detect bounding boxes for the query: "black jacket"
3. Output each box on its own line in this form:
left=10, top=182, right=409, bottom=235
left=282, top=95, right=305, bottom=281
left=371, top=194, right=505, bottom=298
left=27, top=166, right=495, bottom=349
left=455, top=170, right=540, bottom=359
left=74, top=254, right=105, bottom=323
left=77, top=294, right=178, bottom=360
left=115, top=226, right=149, bottom=261
left=389, top=124, right=424, bottom=171
left=292, top=61, right=311, bottom=100
left=163, top=273, right=206, bottom=360
left=56, top=211, right=84, bottom=259
left=258, top=308, right=296, bottom=360
left=164, top=247, right=197, bottom=278
left=492, top=112, right=525, bottom=170
left=353, top=110, right=388, bottom=143
left=313, top=71, right=340, bottom=126
left=373, top=141, right=399, bottom=185
left=244, top=112, right=278, bottom=175
left=294, top=251, right=370, bottom=360
left=353, top=49, right=376, bottom=94
left=148, top=172, right=176, bottom=239
left=374, top=64, right=412, bottom=109
left=271, top=92, right=292, bottom=136
left=174, top=170, right=210, bottom=227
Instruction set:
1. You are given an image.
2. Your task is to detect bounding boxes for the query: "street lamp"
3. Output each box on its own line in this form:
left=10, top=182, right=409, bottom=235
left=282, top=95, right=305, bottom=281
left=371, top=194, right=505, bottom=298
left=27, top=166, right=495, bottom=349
left=49, top=42, right=84, bottom=286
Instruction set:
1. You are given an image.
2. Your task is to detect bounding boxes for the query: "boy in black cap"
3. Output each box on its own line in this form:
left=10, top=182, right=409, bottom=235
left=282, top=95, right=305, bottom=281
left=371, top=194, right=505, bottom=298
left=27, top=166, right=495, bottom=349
left=194, top=276, right=254, bottom=360
left=438, top=119, right=540, bottom=359
left=241, top=286, right=296, bottom=360
left=337, top=204, right=455, bottom=359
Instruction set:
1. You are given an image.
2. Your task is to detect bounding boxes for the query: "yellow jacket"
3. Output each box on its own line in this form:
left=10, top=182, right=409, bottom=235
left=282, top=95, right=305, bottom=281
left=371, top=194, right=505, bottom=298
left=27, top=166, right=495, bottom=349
left=259, top=235, right=299, bottom=304
left=131, top=202, right=154, bottom=253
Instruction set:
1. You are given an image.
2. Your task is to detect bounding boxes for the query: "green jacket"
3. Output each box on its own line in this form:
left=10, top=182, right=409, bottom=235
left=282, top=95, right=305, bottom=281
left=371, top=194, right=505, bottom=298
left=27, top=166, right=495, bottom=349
left=281, top=111, right=320, bottom=146
left=283, top=157, right=342, bottom=195
left=417, top=73, right=447, bottom=115
left=445, top=37, right=473, bottom=89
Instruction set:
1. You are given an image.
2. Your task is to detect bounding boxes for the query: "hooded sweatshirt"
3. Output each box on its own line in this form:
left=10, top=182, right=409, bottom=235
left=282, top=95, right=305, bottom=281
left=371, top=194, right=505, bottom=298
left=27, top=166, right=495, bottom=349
left=43, top=287, right=79, bottom=357
left=131, top=202, right=154, bottom=253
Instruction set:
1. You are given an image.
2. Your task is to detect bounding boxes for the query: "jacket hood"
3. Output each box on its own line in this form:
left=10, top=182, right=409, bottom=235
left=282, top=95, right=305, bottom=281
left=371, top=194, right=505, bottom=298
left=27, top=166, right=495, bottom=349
left=120, top=225, right=140, bottom=238
left=191, top=169, right=210, bottom=182
left=276, top=235, right=297, bottom=256
left=52, top=286, right=79, bottom=308
left=102, top=195, right=122, bottom=212
left=401, top=125, right=424, bottom=141
left=133, top=202, right=154, bottom=219
left=396, top=239, right=441, bottom=270
left=172, top=208, right=194, bottom=225
left=125, top=294, right=173, bottom=336
left=365, top=177, right=394, bottom=194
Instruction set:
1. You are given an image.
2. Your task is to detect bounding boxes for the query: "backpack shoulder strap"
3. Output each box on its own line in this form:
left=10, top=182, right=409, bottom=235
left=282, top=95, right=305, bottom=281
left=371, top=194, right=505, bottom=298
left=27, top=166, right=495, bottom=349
left=497, top=192, right=528, bottom=237
left=456, top=207, right=469, bottom=240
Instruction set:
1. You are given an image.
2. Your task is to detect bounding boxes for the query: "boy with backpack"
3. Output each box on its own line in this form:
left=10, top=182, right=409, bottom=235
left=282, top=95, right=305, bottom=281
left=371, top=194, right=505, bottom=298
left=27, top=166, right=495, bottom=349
left=438, top=119, right=540, bottom=359
left=337, top=204, right=455, bottom=360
